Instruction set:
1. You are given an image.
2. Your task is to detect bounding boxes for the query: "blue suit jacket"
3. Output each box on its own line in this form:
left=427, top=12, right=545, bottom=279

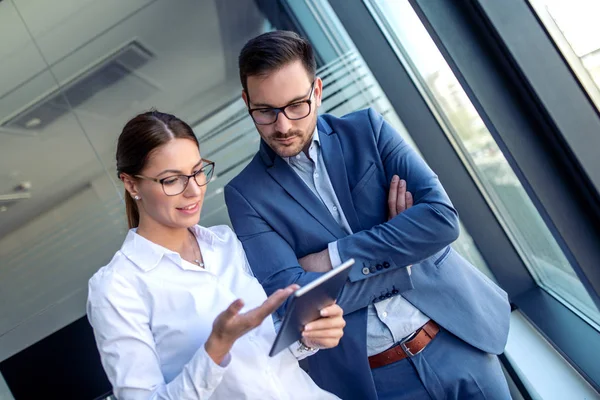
left=225, top=108, right=510, bottom=400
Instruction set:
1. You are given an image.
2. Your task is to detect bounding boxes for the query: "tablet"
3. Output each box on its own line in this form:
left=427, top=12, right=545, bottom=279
left=269, top=258, right=355, bottom=357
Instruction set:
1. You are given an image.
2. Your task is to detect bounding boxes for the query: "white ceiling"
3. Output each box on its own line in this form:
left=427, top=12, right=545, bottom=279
left=0, top=0, right=265, bottom=360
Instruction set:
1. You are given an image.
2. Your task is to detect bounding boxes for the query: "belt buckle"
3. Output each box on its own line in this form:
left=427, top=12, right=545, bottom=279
left=399, top=331, right=424, bottom=357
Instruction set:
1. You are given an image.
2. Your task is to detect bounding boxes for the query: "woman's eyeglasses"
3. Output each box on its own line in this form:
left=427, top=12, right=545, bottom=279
left=135, top=160, right=215, bottom=196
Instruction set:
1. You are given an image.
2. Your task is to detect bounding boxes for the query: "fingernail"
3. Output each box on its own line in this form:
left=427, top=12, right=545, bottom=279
left=399, top=179, right=405, bottom=187
left=392, top=175, right=399, bottom=182
left=304, top=325, right=311, bottom=332
left=320, top=309, right=327, bottom=317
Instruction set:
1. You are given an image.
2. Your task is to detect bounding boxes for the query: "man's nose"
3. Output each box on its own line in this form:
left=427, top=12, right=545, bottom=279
left=274, top=111, right=292, bottom=133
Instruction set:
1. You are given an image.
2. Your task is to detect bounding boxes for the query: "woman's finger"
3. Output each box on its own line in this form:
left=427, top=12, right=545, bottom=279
left=221, top=299, right=244, bottom=321
left=319, top=303, right=343, bottom=317
left=247, top=284, right=298, bottom=322
left=304, top=316, right=346, bottom=332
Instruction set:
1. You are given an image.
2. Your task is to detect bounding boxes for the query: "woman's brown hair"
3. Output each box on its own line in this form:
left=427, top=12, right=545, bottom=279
left=116, top=110, right=199, bottom=229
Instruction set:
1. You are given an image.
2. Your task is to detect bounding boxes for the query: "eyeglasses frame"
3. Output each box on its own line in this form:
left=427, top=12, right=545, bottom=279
left=247, top=80, right=316, bottom=125
left=134, top=159, right=215, bottom=196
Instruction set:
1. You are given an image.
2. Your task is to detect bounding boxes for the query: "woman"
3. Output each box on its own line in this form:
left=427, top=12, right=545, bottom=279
left=87, top=111, right=345, bottom=399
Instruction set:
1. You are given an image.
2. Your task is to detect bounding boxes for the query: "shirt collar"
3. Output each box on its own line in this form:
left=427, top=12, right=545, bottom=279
left=284, top=126, right=320, bottom=164
left=120, top=225, right=216, bottom=272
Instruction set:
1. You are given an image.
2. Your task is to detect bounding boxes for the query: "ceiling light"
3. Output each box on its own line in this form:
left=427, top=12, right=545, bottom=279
left=25, top=118, right=42, bottom=128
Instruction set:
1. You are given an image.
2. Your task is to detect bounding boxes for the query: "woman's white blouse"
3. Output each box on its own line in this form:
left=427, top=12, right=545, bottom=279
left=87, top=225, right=338, bottom=400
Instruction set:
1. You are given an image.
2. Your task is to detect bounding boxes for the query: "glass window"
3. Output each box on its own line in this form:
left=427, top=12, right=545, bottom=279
left=0, top=0, right=269, bottom=376
left=366, top=0, right=600, bottom=328
left=0, top=372, right=14, bottom=400
left=529, top=0, right=600, bottom=112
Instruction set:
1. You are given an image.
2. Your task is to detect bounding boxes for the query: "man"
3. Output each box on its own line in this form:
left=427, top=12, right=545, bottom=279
left=225, top=30, right=511, bottom=399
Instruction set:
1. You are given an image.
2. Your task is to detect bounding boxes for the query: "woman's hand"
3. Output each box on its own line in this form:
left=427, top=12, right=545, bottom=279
left=301, top=303, right=345, bottom=349
left=205, top=284, right=299, bottom=364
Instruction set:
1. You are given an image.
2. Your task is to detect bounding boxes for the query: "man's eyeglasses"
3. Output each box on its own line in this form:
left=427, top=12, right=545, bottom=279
left=248, top=80, right=315, bottom=125
left=135, top=160, right=215, bottom=196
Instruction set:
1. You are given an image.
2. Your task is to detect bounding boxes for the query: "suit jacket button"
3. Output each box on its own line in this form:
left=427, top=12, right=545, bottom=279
left=379, top=295, right=385, bottom=301
left=385, top=292, right=392, bottom=298
left=392, top=289, right=399, bottom=295
left=369, top=265, right=376, bottom=273
left=362, top=267, right=370, bottom=275
left=383, top=262, right=391, bottom=269
left=376, top=264, right=383, bottom=270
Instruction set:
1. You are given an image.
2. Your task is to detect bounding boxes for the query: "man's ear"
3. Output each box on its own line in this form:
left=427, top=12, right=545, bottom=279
left=120, top=173, right=139, bottom=199
left=314, top=77, right=323, bottom=108
left=242, top=90, right=249, bottom=108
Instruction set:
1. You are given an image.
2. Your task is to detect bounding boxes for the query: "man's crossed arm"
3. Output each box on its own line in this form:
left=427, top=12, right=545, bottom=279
left=299, top=174, right=413, bottom=273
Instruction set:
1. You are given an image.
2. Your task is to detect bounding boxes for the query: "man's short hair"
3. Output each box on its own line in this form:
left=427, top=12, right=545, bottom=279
left=238, top=30, right=317, bottom=95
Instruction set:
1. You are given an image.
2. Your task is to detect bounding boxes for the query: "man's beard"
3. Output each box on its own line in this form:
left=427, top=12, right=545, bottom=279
left=271, top=118, right=317, bottom=157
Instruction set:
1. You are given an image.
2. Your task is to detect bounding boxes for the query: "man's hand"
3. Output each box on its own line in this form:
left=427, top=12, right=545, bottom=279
left=301, top=303, right=345, bottom=349
left=205, top=284, right=299, bottom=364
left=388, top=175, right=413, bottom=221
left=298, top=175, right=413, bottom=273
left=298, top=248, right=333, bottom=273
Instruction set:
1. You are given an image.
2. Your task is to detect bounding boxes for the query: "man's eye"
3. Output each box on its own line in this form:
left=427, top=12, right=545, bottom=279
left=288, top=103, right=303, bottom=110
left=258, top=109, right=274, bottom=115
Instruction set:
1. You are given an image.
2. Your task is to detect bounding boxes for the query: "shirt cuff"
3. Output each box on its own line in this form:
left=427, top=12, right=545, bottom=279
left=289, top=340, right=319, bottom=360
left=328, top=241, right=343, bottom=268
left=194, top=344, right=230, bottom=389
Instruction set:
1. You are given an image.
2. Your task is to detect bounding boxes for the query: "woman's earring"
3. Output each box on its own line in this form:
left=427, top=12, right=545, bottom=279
left=133, top=195, right=140, bottom=200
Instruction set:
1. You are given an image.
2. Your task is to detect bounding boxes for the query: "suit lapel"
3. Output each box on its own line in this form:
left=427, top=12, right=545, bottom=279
left=266, top=151, right=348, bottom=239
left=318, top=121, right=363, bottom=233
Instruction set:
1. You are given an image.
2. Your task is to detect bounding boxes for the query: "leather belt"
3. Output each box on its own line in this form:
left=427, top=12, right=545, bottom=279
left=368, top=320, right=440, bottom=369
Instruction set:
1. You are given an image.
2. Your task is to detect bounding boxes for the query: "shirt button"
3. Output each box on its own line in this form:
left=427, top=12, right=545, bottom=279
left=296, top=155, right=301, bottom=159
left=362, top=267, right=370, bottom=275
left=382, top=312, right=388, bottom=318
left=314, top=173, right=319, bottom=178
left=332, top=206, right=338, bottom=212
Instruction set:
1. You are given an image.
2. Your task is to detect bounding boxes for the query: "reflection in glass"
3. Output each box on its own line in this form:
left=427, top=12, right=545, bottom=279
left=0, top=0, right=268, bottom=373
left=529, top=0, right=600, bottom=112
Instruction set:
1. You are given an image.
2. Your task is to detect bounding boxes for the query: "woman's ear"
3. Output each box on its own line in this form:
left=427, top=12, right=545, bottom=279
left=120, top=173, right=139, bottom=199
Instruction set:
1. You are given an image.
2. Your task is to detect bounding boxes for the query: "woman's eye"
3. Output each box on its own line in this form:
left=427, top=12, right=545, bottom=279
left=163, top=178, right=178, bottom=185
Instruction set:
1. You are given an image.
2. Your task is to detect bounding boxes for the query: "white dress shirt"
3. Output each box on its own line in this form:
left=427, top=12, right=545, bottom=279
left=87, top=224, right=338, bottom=400
left=285, top=128, right=430, bottom=356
